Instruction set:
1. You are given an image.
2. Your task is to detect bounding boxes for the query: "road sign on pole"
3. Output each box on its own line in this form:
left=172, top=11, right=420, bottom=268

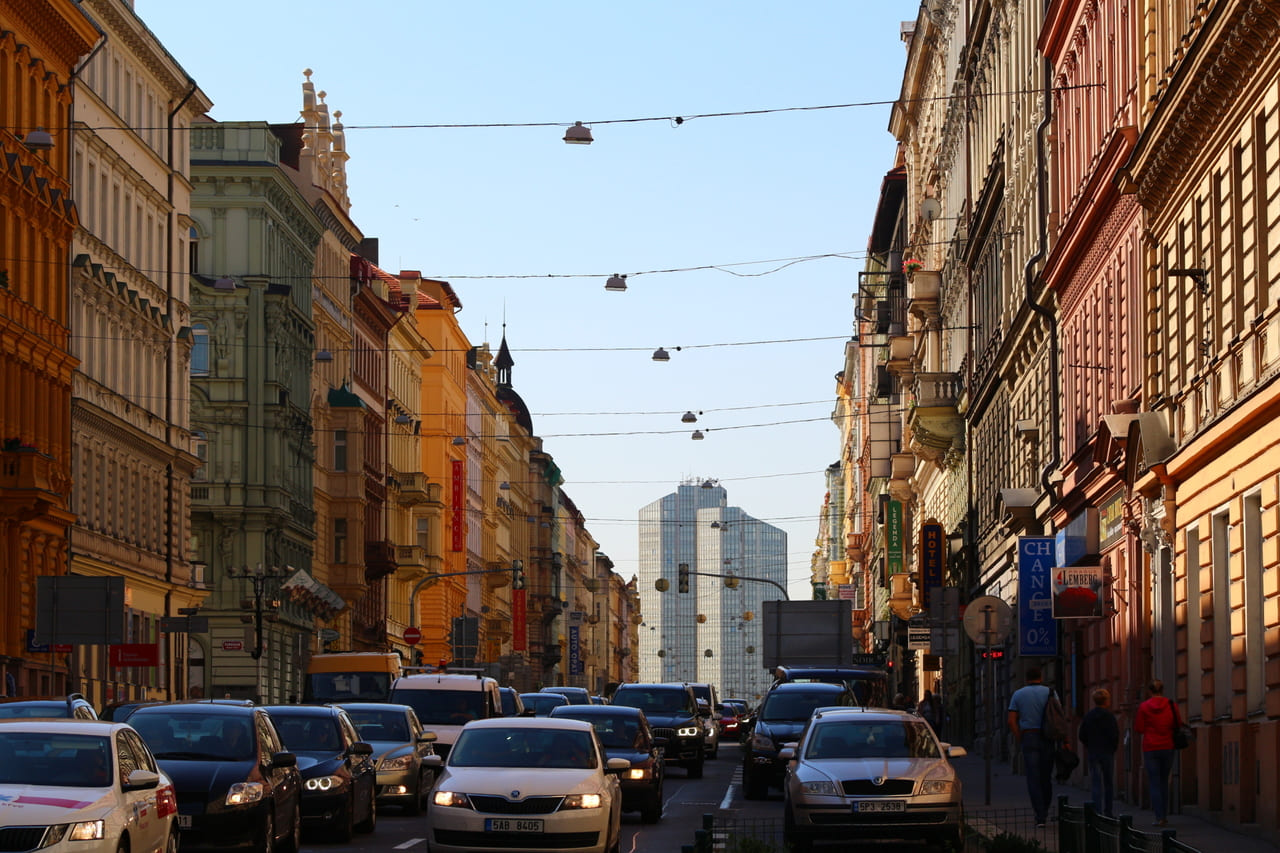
left=403, top=626, right=422, bottom=645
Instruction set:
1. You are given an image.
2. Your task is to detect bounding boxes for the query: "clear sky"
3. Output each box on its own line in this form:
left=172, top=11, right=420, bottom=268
left=138, top=1, right=914, bottom=597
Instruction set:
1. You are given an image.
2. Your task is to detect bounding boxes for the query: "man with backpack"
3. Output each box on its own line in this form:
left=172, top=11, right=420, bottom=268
left=1008, top=665, right=1059, bottom=828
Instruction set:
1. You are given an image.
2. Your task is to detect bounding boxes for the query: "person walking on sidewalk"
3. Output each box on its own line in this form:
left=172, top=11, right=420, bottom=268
left=1078, top=688, right=1119, bottom=817
left=1008, top=666, right=1055, bottom=827
left=1135, top=679, right=1178, bottom=826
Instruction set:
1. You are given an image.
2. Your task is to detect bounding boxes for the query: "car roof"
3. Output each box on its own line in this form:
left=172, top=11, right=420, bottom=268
left=0, top=718, right=131, bottom=734
left=810, top=706, right=918, bottom=723
left=462, top=716, right=594, bottom=732
left=768, top=681, right=851, bottom=693
left=614, top=682, right=693, bottom=691
left=549, top=704, right=643, bottom=719
left=262, top=704, right=345, bottom=716
left=334, top=702, right=413, bottom=713
left=542, top=686, right=589, bottom=693
left=129, top=701, right=258, bottom=716
left=393, top=673, right=495, bottom=687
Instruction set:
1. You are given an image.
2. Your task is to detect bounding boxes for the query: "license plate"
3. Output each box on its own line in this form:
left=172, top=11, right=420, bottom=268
left=485, top=818, right=543, bottom=833
left=177, top=815, right=193, bottom=829
left=854, top=800, right=905, bottom=813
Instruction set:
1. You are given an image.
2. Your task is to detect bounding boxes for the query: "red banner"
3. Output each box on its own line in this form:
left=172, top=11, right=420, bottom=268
left=109, top=643, right=160, bottom=667
left=451, top=459, right=465, bottom=551
left=512, top=588, right=527, bottom=651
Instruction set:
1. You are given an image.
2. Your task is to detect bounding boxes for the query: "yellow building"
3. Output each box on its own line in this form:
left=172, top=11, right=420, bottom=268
left=0, top=0, right=97, bottom=697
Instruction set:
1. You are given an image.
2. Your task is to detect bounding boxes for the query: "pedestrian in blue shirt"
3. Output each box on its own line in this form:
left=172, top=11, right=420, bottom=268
left=1008, top=665, right=1054, bottom=827
left=1078, top=688, right=1119, bottom=817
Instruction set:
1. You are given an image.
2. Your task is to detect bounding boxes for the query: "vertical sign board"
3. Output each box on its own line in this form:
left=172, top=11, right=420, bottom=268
left=1018, top=536, right=1057, bottom=656
left=918, top=522, right=945, bottom=609
left=512, top=588, right=527, bottom=651
left=36, top=576, right=126, bottom=645
left=886, top=500, right=905, bottom=575
left=451, top=459, right=465, bottom=551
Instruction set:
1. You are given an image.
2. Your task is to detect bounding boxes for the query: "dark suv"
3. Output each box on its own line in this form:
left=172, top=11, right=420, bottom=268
left=610, top=682, right=706, bottom=778
left=742, top=681, right=857, bottom=799
left=0, top=693, right=97, bottom=719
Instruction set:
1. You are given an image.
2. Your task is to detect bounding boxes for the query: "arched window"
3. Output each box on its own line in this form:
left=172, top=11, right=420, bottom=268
left=190, top=324, right=210, bottom=376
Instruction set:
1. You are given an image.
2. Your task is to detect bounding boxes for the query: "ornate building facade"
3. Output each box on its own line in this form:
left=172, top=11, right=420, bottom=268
left=0, top=0, right=96, bottom=698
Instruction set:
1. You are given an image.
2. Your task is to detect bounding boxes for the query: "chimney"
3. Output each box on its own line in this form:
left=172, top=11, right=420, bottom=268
left=399, top=270, right=422, bottom=308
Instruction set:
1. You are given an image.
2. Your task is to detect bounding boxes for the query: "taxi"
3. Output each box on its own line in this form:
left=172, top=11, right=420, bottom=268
left=0, top=718, right=178, bottom=853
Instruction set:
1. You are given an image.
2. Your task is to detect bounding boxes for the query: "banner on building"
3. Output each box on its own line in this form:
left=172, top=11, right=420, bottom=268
left=512, top=588, right=527, bottom=652
left=1018, top=536, right=1057, bottom=656
left=451, top=459, right=465, bottom=551
left=1052, top=565, right=1104, bottom=618
left=886, top=500, right=904, bottom=574
left=569, top=624, right=582, bottom=676
left=918, top=522, right=945, bottom=608
left=109, top=643, right=160, bottom=667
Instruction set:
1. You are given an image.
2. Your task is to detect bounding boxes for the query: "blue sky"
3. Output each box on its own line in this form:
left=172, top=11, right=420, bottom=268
left=139, top=2, right=914, bottom=596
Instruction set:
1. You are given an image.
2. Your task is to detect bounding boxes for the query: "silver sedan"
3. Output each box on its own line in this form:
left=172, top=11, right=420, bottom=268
left=782, top=707, right=966, bottom=851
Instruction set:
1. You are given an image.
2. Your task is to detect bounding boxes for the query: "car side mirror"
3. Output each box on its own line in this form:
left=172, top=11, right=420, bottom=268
left=605, top=757, right=631, bottom=773
left=947, top=745, right=968, bottom=758
left=417, top=731, right=438, bottom=743
left=349, top=741, right=374, bottom=757
left=123, top=769, right=160, bottom=791
left=778, top=747, right=796, bottom=761
left=270, top=751, right=297, bottom=768
left=422, top=754, right=443, bottom=768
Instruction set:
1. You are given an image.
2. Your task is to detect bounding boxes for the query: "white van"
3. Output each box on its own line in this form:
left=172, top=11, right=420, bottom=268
left=388, top=671, right=502, bottom=759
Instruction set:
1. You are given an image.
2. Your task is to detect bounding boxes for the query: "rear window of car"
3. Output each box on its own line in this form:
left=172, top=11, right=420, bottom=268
left=611, top=687, right=693, bottom=716
left=390, top=688, right=486, bottom=725
left=760, top=689, right=849, bottom=722
left=805, top=720, right=940, bottom=760
left=343, top=708, right=411, bottom=742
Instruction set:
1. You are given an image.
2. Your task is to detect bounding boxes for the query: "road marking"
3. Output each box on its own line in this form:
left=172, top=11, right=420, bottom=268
left=720, top=784, right=736, bottom=811
left=394, top=839, right=425, bottom=849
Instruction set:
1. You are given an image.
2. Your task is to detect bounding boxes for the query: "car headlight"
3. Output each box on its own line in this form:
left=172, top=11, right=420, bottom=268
left=305, top=775, right=345, bottom=792
left=677, top=726, right=700, bottom=738
left=751, top=733, right=775, bottom=751
left=67, top=821, right=105, bottom=841
left=800, top=780, right=839, bottom=796
left=920, top=780, right=955, bottom=795
left=626, top=768, right=649, bottom=780
left=225, top=781, right=266, bottom=806
left=379, top=754, right=414, bottom=772
left=561, top=793, right=602, bottom=809
left=433, top=790, right=472, bottom=808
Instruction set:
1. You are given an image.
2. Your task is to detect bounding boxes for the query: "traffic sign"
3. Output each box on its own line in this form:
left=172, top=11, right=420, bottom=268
left=403, top=626, right=422, bottom=645
left=962, top=595, right=1013, bottom=647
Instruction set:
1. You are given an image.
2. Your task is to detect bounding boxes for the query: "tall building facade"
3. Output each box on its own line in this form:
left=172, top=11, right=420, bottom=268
left=637, top=481, right=785, bottom=701
left=0, top=0, right=97, bottom=698
left=67, top=0, right=212, bottom=706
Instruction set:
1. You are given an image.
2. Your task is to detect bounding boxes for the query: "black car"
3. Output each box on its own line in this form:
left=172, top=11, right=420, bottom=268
left=336, top=702, right=438, bottom=814
left=550, top=704, right=665, bottom=823
left=497, top=687, right=527, bottom=717
left=519, top=692, right=568, bottom=716
left=609, top=682, right=706, bottom=778
left=742, top=681, right=858, bottom=799
left=262, top=705, right=377, bottom=841
left=128, top=701, right=302, bottom=853
left=0, top=693, right=97, bottom=719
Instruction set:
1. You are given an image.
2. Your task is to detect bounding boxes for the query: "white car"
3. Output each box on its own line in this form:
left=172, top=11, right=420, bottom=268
left=0, top=719, right=178, bottom=853
left=781, top=706, right=966, bottom=851
left=425, top=717, right=628, bottom=853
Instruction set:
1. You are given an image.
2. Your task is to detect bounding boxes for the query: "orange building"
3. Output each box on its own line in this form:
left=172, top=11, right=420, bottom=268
left=0, top=1, right=97, bottom=696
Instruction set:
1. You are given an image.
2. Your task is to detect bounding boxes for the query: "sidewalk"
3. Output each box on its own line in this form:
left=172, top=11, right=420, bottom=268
left=954, top=752, right=1279, bottom=852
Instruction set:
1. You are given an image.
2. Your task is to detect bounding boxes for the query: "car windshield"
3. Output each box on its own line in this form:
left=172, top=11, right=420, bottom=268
left=760, top=692, right=844, bottom=722
left=450, top=728, right=597, bottom=769
left=130, top=713, right=256, bottom=761
left=391, top=689, right=485, bottom=725
left=554, top=713, right=639, bottom=748
left=271, top=714, right=343, bottom=752
left=344, top=709, right=411, bottom=742
left=0, top=732, right=112, bottom=787
left=306, top=672, right=391, bottom=703
left=612, top=689, right=692, bottom=716
left=804, top=720, right=941, bottom=760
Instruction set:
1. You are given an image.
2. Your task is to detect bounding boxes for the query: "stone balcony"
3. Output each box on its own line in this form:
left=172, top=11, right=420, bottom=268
left=395, top=545, right=444, bottom=582
left=397, top=472, right=436, bottom=506
left=907, top=371, right=964, bottom=464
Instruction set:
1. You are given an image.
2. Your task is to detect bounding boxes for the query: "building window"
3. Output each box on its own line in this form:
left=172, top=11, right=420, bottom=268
left=190, top=325, right=209, bottom=376
left=334, top=519, right=347, bottom=565
left=416, top=518, right=430, bottom=551
left=334, top=429, right=347, bottom=472
left=1211, top=510, right=1231, bottom=719
left=192, top=431, right=208, bottom=482
left=1243, top=492, right=1264, bottom=713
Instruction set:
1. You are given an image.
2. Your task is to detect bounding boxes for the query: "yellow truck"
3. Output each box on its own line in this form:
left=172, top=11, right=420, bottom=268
left=303, top=652, right=402, bottom=703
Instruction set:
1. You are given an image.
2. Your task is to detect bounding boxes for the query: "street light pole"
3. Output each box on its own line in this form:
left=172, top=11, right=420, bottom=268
left=226, top=563, right=284, bottom=701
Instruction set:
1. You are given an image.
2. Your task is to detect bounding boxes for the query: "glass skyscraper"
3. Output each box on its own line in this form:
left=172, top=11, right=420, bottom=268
left=637, top=480, right=787, bottom=704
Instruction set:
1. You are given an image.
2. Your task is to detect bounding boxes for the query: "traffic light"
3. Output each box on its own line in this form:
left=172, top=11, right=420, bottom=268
left=678, top=563, right=689, bottom=594
left=512, top=559, right=525, bottom=590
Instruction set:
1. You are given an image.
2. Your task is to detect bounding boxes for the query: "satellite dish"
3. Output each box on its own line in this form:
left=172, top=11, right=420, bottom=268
left=921, top=198, right=942, bottom=222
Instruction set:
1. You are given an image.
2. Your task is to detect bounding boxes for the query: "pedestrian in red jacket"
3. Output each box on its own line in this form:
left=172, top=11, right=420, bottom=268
left=1134, top=679, right=1178, bottom=825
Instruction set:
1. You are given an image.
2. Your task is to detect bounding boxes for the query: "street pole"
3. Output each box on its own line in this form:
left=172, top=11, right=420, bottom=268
left=982, top=602, right=994, bottom=807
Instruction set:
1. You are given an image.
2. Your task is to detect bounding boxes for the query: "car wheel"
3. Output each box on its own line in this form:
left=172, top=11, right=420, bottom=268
left=355, top=786, right=377, bottom=834
left=258, top=810, right=274, bottom=853
left=640, top=791, right=662, bottom=824
left=115, top=839, right=128, bottom=853
left=742, top=766, right=766, bottom=800
left=687, top=757, right=704, bottom=779
left=783, top=801, right=812, bottom=853
left=165, top=831, right=179, bottom=853
left=333, top=794, right=355, bottom=843
left=278, top=803, right=301, bottom=853
left=404, top=773, right=423, bottom=816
